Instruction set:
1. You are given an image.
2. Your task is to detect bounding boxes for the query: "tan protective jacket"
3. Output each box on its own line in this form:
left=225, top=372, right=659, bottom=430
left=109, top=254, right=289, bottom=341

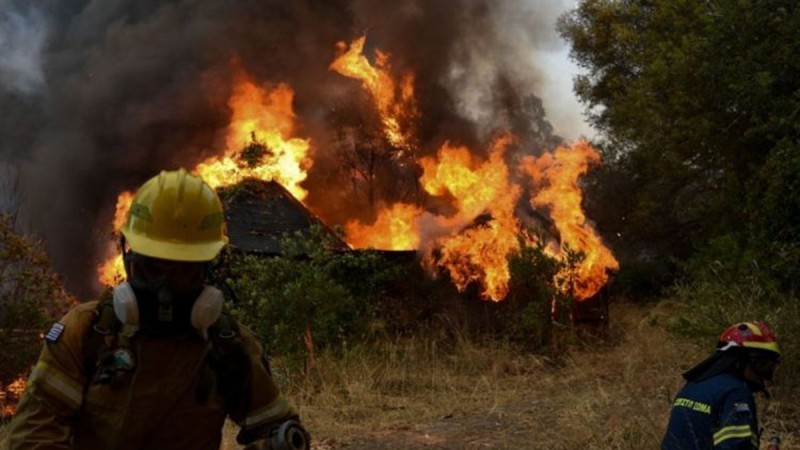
left=6, top=301, right=297, bottom=449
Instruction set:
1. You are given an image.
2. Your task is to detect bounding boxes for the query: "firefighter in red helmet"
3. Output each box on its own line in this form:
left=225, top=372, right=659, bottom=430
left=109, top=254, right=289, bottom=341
left=7, top=169, right=310, bottom=450
left=662, top=321, right=781, bottom=449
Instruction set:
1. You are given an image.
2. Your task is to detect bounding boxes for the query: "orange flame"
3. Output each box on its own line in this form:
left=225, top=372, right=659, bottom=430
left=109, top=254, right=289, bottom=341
left=97, top=70, right=312, bottom=286
left=95, top=38, right=618, bottom=305
left=1, top=376, right=28, bottom=417
left=97, top=191, right=134, bottom=287
left=344, top=203, right=421, bottom=250
left=330, top=36, right=417, bottom=152
left=196, top=72, right=312, bottom=199
left=421, top=136, right=523, bottom=301
left=522, top=141, right=619, bottom=300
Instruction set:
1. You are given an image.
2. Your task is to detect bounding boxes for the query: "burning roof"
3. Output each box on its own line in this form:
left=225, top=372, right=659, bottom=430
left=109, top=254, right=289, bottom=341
left=219, top=179, right=347, bottom=255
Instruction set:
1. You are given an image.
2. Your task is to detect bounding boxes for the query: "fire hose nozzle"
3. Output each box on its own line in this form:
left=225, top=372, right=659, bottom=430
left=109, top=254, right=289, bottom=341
left=768, top=435, right=781, bottom=450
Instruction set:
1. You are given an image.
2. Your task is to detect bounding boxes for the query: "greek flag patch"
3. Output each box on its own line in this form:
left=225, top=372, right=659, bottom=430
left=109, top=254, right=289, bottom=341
left=45, top=323, right=65, bottom=343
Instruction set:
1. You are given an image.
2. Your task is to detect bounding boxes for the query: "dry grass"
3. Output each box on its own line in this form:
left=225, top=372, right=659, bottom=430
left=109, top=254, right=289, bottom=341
left=3, top=300, right=797, bottom=449
left=258, top=300, right=798, bottom=449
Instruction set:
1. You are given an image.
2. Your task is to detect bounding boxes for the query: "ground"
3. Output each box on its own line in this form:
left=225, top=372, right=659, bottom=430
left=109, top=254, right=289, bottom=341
left=294, top=301, right=797, bottom=450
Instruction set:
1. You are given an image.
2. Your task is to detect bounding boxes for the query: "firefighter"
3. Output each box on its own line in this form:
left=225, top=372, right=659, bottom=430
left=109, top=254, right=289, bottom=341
left=7, top=168, right=309, bottom=450
left=662, top=321, right=781, bottom=450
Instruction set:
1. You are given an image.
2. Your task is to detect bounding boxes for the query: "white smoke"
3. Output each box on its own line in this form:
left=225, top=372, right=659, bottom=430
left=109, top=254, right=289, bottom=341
left=0, top=2, right=48, bottom=95
left=443, top=0, right=594, bottom=142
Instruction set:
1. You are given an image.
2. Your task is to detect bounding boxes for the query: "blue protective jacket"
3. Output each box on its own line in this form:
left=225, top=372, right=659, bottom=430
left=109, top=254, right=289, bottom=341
left=662, top=372, right=758, bottom=450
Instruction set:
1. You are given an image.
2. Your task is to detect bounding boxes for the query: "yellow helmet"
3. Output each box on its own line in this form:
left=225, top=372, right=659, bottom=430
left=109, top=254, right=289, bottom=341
left=121, top=168, right=228, bottom=262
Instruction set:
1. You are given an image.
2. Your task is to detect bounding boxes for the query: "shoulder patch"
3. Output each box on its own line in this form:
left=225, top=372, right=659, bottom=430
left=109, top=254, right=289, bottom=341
left=45, top=322, right=65, bottom=343
left=734, top=402, right=751, bottom=413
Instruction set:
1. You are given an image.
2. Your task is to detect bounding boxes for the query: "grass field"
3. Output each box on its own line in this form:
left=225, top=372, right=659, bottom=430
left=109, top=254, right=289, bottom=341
left=3, top=300, right=797, bottom=449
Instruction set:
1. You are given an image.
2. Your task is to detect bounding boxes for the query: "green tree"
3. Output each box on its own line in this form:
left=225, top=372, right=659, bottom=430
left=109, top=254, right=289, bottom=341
left=559, top=0, right=800, bottom=292
left=0, top=215, right=72, bottom=392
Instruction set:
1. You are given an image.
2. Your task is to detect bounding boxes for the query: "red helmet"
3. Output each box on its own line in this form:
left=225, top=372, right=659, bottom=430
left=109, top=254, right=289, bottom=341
left=718, top=321, right=780, bottom=356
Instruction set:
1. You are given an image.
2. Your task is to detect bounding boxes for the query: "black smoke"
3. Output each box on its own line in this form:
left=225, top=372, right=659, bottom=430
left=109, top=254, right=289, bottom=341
left=0, top=0, right=569, bottom=297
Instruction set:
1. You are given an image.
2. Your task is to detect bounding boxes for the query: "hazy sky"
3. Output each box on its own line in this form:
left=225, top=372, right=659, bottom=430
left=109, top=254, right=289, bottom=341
left=530, top=0, right=594, bottom=141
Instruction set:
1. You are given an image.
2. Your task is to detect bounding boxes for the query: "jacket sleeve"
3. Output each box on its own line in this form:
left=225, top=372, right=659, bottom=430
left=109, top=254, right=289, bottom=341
left=230, top=325, right=300, bottom=446
left=713, top=386, right=759, bottom=450
left=6, top=303, right=97, bottom=450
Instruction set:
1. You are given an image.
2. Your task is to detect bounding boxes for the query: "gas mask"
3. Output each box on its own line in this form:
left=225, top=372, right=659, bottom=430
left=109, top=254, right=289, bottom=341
left=118, top=250, right=224, bottom=338
left=113, top=282, right=224, bottom=339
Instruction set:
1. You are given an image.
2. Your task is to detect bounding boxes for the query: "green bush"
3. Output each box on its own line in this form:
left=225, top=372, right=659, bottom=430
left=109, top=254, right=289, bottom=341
left=226, top=227, right=406, bottom=365
left=669, top=236, right=799, bottom=406
left=504, top=238, right=565, bottom=351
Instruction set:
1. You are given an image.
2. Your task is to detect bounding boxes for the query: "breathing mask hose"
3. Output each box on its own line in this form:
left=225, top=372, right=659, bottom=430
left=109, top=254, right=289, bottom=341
left=267, top=420, right=310, bottom=450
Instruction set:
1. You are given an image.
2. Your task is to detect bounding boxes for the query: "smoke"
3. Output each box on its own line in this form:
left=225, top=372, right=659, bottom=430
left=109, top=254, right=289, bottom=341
left=0, top=0, right=585, bottom=297
left=0, top=1, right=48, bottom=96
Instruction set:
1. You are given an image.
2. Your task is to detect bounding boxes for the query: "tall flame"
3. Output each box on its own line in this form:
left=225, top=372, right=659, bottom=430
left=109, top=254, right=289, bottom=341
left=97, top=70, right=311, bottom=286
left=97, top=192, right=134, bottom=287
left=522, top=141, right=619, bottom=300
left=330, top=36, right=417, bottom=152
left=96, top=37, right=618, bottom=305
left=196, top=71, right=312, bottom=199
left=420, top=137, right=523, bottom=301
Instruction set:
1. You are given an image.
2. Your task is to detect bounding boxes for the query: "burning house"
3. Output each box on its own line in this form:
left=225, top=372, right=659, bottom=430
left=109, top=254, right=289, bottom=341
left=93, top=34, right=618, bottom=315
left=0, top=0, right=629, bottom=420
left=0, top=1, right=619, bottom=313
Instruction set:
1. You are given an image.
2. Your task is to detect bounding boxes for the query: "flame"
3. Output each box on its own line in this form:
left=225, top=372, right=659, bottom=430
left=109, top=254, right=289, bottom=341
left=1, top=376, right=28, bottom=417
left=97, top=70, right=312, bottom=286
left=196, top=72, right=312, bottom=198
left=344, top=203, right=421, bottom=250
left=330, top=36, right=417, bottom=152
left=95, top=37, right=618, bottom=305
left=421, top=136, right=523, bottom=301
left=420, top=139, right=513, bottom=220
left=97, top=192, right=135, bottom=286
left=522, top=141, right=619, bottom=300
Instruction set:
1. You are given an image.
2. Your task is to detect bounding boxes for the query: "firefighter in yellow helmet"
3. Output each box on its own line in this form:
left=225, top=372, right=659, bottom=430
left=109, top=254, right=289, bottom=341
left=7, top=168, right=310, bottom=450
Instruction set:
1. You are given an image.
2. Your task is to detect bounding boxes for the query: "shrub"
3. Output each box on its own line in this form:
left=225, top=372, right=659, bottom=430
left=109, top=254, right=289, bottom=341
left=504, top=238, right=565, bottom=352
left=669, top=235, right=799, bottom=412
left=225, top=227, right=406, bottom=366
left=0, top=215, right=72, bottom=405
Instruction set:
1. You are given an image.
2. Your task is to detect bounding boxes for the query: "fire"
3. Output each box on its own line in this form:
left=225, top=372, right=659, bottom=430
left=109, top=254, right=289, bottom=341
left=344, top=203, right=421, bottom=250
left=522, top=141, right=619, bottom=300
left=1, top=376, right=28, bottom=417
left=420, top=138, right=513, bottom=220
left=421, top=136, right=523, bottom=301
left=97, top=192, right=134, bottom=287
left=330, top=36, right=418, bottom=152
left=95, top=36, right=618, bottom=305
left=97, top=70, right=312, bottom=286
left=196, top=73, right=312, bottom=199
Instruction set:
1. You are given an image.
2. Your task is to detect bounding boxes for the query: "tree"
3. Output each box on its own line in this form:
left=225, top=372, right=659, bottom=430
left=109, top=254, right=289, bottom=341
left=0, top=214, right=73, bottom=392
left=328, top=100, right=421, bottom=215
left=559, top=0, right=800, bottom=291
